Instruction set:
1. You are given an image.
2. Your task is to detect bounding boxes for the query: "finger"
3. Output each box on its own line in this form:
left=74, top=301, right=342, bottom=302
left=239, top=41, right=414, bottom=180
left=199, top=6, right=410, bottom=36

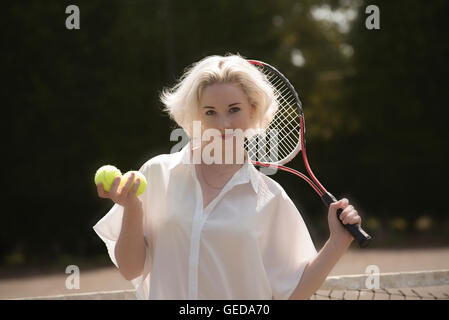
left=338, top=205, right=353, bottom=221
left=121, top=173, right=135, bottom=197
left=330, top=199, right=349, bottom=222
left=330, top=200, right=343, bottom=213
left=339, top=198, right=349, bottom=210
left=96, top=182, right=108, bottom=198
left=130, top=178, right=140, bottom=195
left=341, top=211, right=353, bottom=225
left=345, top=213, right=361, bottom=226
left=329, top=202, right=338, bottom=214
left=109, top=177, right=122, bottom=198
left=342, top=210, right=358, bottom=225
left=341, top=205, right=354, bottom=217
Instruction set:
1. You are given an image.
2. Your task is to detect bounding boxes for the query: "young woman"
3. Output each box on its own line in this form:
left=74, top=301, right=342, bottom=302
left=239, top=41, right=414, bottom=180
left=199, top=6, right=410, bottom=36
left=93, top=54, right=362, bottom=300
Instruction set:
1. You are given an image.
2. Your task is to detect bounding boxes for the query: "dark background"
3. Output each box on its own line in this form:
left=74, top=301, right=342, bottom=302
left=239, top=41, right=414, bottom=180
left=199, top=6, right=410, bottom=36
left=2, top=0, right=448, bottom=273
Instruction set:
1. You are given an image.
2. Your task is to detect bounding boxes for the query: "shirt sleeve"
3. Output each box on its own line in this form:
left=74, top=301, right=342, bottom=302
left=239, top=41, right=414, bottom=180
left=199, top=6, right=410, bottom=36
left=262, top=190, right=317, bottom=300
left=92, top=162, right=153, bottom=300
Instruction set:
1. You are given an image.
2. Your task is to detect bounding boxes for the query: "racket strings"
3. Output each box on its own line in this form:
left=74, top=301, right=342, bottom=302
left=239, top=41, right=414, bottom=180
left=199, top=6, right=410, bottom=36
left=246, top=65, right=301, bottom=164
left=245, top=60, right=327, bottom=196
left=262, top=69, right=301, bottom=139
left=261, top=111, right=299, bottom=156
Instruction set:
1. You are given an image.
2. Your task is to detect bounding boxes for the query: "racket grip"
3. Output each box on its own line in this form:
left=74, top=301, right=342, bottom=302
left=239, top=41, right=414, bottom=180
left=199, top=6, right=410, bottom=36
left=322, top=193, right=372, bottom=248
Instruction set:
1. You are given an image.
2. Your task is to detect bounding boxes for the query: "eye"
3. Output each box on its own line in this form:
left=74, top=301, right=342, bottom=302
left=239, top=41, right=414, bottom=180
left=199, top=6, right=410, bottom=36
left=205, top=110, right=216, bottom=116
left=229, top=107, right=240, bottom=113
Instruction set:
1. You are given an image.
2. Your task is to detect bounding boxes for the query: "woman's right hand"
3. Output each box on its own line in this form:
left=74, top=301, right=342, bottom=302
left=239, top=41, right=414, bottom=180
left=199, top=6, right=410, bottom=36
left=96, top=173, right=142, bottom=210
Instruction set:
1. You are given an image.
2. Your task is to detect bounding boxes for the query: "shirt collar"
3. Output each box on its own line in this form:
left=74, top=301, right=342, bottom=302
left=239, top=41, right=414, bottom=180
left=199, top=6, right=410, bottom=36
left=168, top=141, right=260, bottom=193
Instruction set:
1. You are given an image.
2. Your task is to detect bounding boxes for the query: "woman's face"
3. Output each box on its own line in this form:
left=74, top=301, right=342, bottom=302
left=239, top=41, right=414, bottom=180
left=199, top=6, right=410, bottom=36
left=199, top=82, right=253, bottom=135
left=197, top=82, right=254, bottom=163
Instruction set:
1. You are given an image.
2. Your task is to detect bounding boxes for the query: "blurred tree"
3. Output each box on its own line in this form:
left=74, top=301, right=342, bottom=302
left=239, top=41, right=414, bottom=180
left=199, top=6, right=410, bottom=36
left=4, top=0, right=446, bottom=266
left=341, top=0, right=449, bottom=221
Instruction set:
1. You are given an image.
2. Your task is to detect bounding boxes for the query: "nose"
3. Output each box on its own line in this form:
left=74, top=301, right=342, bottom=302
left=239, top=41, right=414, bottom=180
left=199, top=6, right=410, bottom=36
left=218, top=115, right=232, bottom=133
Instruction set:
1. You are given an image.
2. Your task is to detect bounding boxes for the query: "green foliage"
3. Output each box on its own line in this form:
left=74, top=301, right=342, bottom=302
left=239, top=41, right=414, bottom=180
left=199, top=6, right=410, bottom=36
left=341, top=0, right=449, bottom=219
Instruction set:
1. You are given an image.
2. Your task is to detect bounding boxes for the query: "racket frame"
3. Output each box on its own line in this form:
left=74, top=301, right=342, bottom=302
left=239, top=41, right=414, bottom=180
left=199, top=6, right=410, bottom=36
left=247, top=59, right=372, bottom=248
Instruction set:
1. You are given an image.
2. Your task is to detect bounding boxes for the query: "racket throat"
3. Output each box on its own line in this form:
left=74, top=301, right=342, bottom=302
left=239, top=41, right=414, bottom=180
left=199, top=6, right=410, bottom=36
left=321, top=192, right=338, bottom=207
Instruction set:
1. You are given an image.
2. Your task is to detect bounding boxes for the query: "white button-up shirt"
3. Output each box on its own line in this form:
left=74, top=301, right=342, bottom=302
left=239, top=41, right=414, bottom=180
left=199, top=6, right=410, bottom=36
left=93, top=142, right=317, bottom=300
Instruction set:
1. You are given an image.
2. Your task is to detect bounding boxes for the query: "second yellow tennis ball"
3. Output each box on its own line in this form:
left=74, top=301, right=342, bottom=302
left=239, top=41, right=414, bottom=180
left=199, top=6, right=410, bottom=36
left=120, top=171, right=147, bottom=196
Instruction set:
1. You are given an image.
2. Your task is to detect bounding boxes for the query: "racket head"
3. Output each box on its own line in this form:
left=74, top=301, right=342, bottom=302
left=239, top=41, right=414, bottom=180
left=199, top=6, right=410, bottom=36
left=245, top=60, right=305, bottom=166
left=247, top=61, right=373, bottom=248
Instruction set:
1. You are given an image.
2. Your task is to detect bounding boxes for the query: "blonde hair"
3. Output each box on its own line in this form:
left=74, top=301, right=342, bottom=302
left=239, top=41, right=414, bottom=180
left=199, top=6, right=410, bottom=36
left=160, top=54, right=278, bottom=138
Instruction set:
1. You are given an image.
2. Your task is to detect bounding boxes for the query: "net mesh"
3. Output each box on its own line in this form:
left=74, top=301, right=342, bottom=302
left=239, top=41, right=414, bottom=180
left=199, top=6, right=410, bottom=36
left=311, top=269, right=449, bottom=300
left=245, top=63, right=302, bottom=164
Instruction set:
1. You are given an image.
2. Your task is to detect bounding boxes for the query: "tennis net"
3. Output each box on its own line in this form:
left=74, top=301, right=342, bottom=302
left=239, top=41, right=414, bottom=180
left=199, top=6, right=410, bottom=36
left=13, top=269, right=449, bottom=300
left=311, top=269, right=449, bottom=300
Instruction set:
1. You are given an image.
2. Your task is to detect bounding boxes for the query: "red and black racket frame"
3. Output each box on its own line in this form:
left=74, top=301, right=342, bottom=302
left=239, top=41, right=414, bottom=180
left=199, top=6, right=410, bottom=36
left=248, top=60, right=372, bottom=248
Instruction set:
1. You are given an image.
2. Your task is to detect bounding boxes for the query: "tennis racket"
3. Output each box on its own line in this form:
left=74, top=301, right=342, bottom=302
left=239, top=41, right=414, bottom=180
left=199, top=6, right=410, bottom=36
left=246, top=59, right=372, bottom=248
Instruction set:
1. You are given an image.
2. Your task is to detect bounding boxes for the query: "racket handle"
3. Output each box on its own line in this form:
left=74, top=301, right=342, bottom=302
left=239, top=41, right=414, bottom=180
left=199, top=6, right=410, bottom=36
left=322, top=193, right=372, bottom=248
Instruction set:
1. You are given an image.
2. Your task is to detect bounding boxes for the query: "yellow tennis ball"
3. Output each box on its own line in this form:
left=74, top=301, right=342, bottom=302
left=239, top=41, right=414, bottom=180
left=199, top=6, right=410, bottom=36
left=94, top=165, right=122, bottom=192
left=120, top=171, right=147, bottom=196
